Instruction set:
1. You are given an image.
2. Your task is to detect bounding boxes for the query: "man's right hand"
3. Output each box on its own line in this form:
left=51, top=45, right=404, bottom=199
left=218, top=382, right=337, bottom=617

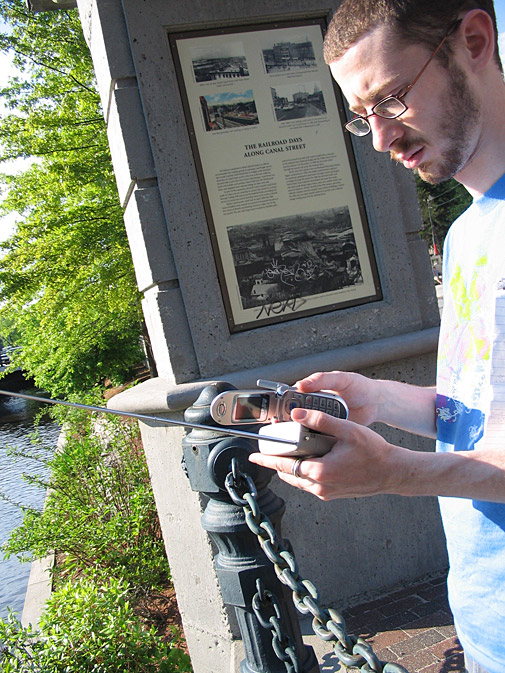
left=295, top=371, right=382, bottom=427
left=295, top=371, right=437, bottom=438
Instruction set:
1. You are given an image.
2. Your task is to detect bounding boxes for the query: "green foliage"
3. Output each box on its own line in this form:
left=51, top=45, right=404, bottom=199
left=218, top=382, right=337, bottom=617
left=2, top=413, right=169, bottom=592
left=0, top=1, right=145, bottom=397
left=415, top=176, right=472, bottom=252
left=0, top=578, right=192, bottom=672
left=1, top=409, right=191, bottom=671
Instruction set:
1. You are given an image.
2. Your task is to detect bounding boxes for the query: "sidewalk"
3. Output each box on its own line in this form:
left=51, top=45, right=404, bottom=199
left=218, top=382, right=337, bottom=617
left=303, top=571, right=465, bottom=672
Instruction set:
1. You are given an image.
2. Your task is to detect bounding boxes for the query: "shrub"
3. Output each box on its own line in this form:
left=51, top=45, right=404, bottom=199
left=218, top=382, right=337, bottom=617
left=1, top=406, right=191, bottom=671
left=3, top=413, right=169, bottom=592
left=0, top=577, right=192, bottom=672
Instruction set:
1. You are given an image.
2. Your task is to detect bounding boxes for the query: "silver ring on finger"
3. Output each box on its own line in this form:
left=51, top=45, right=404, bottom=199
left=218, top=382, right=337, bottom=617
left=291, top=457, right=304, bottom=479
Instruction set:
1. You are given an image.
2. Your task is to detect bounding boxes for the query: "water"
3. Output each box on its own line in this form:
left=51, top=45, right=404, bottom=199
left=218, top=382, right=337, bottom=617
left=0, top=390, right=60, bottom=621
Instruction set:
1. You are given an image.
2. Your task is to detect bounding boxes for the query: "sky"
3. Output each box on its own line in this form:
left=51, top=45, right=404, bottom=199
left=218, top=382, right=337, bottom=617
left=497, top=0, right=505, bottom=57
left=0, top=39, right=30, bottom=244
left=0, top=4, right=504, bottom=244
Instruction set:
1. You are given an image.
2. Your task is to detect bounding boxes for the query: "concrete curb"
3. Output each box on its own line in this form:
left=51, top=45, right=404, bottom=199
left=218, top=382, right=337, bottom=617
left=21, top=553, right=54, bottom=629
left=20, top=428, right=66, bottom=629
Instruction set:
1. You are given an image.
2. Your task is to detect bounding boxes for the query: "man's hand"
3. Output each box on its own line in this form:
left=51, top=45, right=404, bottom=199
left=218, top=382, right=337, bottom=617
left=249, top=403, right=505, bottom=504
left=295, top=371, right=382, bottom=427
left=249, top=407, right=407, bottom=500
left=296, top=371, right=437, bottom=438
left=248, top=370, right=441, bottom=501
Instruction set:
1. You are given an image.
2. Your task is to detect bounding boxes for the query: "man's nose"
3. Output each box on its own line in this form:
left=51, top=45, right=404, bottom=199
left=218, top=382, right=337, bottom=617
left=368, top=115, right=404, bottom=153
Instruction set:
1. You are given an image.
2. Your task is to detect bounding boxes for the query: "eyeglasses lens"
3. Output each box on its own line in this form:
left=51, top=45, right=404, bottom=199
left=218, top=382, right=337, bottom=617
left=345, top=96, right=408, bottom=136
left=346, top=117, right=370, bottom=136
left=373, top=96, right=407, bottom=118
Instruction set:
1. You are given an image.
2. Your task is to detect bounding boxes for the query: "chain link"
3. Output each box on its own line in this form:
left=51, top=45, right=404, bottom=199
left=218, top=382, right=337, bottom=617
left=225, top=460, right=409, bottom=673
left=252, top=579, right=301, bottom=673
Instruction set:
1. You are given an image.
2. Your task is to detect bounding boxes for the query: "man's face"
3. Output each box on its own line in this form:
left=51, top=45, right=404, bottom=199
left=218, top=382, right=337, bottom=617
left=329, top=25, right=481, bottom=184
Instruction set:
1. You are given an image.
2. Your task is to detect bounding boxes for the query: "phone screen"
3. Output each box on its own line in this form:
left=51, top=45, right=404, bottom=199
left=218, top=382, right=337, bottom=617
left=233, top=394, right=268, bottom=422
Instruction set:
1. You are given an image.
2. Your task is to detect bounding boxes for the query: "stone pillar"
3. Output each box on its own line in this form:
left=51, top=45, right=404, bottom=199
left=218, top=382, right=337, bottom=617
left=76, top=1, right=446, bottom=670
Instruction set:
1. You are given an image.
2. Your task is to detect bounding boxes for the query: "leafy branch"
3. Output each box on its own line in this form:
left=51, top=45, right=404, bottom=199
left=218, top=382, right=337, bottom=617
left=0, top=1, right=146, bottom=397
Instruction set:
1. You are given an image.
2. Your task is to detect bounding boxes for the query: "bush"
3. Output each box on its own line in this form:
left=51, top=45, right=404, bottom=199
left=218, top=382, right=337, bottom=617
left=0, top=577, right=192, bottom=672
left=3, top=412, right=169, bottom=592
left=0, top=406, right=191, bottom=672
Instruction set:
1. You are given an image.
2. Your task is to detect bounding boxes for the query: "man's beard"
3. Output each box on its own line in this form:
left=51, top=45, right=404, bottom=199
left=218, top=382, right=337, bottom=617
left=392, top=59, right=481, bottom=184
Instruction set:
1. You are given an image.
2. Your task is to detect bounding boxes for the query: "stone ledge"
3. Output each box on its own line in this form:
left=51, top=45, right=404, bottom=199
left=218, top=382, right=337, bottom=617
left=108, top=326, right=439, bottom=414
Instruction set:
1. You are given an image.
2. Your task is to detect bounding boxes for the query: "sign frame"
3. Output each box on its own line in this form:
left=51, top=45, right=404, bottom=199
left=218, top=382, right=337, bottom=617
left=169, top=18, right=382, bottom=332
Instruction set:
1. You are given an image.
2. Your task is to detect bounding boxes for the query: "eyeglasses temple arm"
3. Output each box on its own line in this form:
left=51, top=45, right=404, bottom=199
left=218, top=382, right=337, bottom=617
left=402, top=19, right=461, bottom=97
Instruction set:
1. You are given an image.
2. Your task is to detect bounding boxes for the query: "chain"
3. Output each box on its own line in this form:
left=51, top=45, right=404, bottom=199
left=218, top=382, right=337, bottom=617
left=252, top=578, right=301, bottom=673
left=225, top=460, right=409, bottom=673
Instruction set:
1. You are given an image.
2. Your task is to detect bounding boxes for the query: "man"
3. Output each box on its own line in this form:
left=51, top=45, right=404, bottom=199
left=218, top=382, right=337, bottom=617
left=249, top=2, right=505, bottom=671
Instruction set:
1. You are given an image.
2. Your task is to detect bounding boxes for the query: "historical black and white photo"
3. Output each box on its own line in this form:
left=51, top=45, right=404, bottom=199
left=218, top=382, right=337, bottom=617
left=227, top=207, right=362, bottom=310
left=271, top=82, right=326, bottom=121
left=200, top=90, right=259, bottom=131
left=262, top=36, right=317, bottom=73
left=191, top=42, right=249, bottom=82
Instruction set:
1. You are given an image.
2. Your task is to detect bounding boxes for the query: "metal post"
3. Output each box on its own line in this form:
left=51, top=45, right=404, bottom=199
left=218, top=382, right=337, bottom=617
left=182, top=383, right=319, bottom=673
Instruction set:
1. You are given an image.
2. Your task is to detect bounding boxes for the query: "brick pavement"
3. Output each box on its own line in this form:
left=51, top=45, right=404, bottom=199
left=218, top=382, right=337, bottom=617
left=305, top=571, right=465, bottom=672
left=342, top=571, right=464, bottom=672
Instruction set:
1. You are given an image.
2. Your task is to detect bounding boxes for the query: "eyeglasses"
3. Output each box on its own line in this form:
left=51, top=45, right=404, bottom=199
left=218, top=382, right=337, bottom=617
left=344, top=20, right=461, bottom=137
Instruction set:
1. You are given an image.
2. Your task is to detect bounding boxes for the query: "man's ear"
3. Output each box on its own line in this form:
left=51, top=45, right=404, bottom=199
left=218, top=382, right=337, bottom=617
left=459, top=8, right=496, bottom=72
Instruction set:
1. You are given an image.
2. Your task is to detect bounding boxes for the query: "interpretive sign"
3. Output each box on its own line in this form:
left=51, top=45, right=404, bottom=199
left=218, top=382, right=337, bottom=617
left=169, top=19, right=381, bottom=331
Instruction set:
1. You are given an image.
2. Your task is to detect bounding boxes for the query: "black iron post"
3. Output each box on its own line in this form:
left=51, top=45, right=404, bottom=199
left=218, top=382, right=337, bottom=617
left=182, top=383, right=319, bottom=673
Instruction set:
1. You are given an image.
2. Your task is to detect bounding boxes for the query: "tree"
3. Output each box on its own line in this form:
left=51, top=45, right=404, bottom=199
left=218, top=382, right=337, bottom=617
left=0, top=1, right=145, bottom=397
left=415, top=175, right=472, bottom=254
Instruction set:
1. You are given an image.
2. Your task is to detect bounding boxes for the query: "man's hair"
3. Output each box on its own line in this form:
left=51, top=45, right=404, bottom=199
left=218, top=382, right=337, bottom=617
left=323, top=0, right=502, bottom=72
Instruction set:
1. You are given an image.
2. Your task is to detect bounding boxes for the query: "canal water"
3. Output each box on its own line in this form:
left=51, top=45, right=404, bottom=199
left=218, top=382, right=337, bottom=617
left=0, top=389, right=60, bottom=621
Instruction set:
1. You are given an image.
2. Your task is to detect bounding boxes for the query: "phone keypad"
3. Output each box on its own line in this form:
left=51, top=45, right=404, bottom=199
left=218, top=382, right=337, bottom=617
left=304, top=394, right=347, bottom=418
left=282, top=391, right=348, bottom=420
